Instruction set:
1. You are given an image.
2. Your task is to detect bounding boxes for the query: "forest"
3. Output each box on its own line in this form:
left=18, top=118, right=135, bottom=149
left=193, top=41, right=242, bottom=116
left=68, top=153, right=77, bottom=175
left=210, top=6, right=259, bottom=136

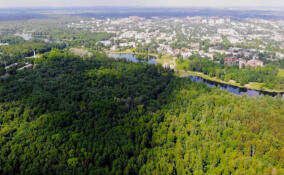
left=0, top=50, right=283, bottom=174
left=0, top=38, right=66, bottom=65
left=47, top=29, right=114, bottom=49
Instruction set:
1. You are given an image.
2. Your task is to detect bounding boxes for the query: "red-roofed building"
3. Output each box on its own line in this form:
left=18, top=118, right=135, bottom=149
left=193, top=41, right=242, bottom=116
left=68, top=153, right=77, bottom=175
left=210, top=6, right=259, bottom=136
left=247, top=59, right=264, bottom=67
left=224, top=56, right=239, bottom=66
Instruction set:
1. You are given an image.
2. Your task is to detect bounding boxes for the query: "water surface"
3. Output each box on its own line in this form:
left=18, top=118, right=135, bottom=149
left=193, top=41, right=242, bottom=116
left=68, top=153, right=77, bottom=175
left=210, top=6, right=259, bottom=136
left=108, top=53, right=157, bottom=64
left=108, top=53, right=283, bottom=99
left=189, top=76, right=284, bottom=99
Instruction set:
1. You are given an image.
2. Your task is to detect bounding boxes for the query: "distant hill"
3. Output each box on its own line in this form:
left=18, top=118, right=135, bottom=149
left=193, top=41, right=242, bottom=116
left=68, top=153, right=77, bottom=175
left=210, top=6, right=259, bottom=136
left=1, top=7, right=284, bottom=21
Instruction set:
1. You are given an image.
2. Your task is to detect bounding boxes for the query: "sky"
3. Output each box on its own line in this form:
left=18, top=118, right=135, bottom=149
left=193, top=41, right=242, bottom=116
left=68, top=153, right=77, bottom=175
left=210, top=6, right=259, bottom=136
left=1, top=0, right=284, bottom=8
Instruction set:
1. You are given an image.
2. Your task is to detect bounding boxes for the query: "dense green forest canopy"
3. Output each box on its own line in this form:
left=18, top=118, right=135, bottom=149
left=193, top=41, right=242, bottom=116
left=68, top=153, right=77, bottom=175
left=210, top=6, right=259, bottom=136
left=0, top=39, right=65, bottom=65
left=0, top=30, right=113, bottom=66
left=0, top=50, right=283, bottom=174
left=46, top=29, right=114, bottom=48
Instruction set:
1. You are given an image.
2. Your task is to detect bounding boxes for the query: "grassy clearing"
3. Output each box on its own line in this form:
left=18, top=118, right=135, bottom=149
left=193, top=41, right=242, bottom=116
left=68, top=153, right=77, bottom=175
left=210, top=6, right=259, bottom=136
left=156, top=55, right=173, bottom=64
left=278, top=69, right=284, bottom=77
left=70, top=48, right=93, bottom=57
left=175, top=59, right=190, bottom=70
left=246, top=82, right=264, bottom=90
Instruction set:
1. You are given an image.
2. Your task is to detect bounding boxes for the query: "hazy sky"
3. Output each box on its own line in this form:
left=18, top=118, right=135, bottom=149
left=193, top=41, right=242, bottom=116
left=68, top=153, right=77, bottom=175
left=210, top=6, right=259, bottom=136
left=1, top=0, right=284, bottom=8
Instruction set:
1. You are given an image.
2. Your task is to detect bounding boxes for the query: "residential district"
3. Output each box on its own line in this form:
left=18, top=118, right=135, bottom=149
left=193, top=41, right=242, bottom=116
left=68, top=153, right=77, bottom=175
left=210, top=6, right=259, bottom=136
left=3, top=15, right=284, bottom=70
left=66, top=16, right=284, bottom=68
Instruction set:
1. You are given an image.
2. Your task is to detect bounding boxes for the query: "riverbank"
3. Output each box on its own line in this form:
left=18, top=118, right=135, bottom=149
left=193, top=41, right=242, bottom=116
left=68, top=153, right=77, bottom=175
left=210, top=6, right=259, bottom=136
left=106, top=49, right=159, bottom=58
left=107, top=50, right=176, bottom=66
left=176, top=70, right=284, bottom=93
left=106, top=50, right=284, bottom=93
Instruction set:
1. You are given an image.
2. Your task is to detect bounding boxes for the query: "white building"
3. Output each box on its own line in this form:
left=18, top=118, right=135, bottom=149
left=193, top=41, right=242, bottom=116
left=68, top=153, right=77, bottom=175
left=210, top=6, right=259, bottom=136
left=227, top=37, right=241, bottom=44
left=181, top=51, right=192, bottom=58
left=99, top=41, right=111, bottom=46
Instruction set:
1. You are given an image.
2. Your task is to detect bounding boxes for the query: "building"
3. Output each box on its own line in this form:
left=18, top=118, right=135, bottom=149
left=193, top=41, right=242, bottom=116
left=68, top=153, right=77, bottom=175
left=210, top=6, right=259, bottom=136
left=247, top=59, right=264, bottom=67
left=276, top=52, right=284, bottom=59
left=110, top=45, right=118, bottom=51
left=99, top=40, right=111, bottom=46
left=238, top=58, right=264, bottom=68
left=224, top=56, right=239, bottom=66
left=119, top=43, right=129, bottom=47
left=227, top=37, right=241, bottom=44
left=181, top=51, right=192, bottom=58
left=239, top=58, right=247, bottom=68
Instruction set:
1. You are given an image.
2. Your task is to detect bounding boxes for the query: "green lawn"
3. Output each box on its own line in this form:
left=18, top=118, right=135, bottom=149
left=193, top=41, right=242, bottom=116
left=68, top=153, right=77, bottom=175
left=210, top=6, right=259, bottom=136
left=278, top=69, right=284, bottom=77
left=69, top=48, right=93, bottom=57
left=247, top=82, right=264, bottom=90
left=175, top=59, right=190, bottom=70
left=156, top=55, right=173, bottom=64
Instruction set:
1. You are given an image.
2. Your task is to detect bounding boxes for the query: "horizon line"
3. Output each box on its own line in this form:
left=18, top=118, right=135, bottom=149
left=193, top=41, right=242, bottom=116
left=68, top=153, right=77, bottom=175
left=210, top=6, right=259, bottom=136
left=1, top=5, right=284, bottom=9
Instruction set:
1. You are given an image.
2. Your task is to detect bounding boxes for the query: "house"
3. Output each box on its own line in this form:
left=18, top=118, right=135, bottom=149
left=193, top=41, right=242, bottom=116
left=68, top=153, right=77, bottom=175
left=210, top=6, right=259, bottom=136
left=119, top=43, right=129, bottom=47
left=276, top=52, right=284, bottom=59
left=181, top=51, right=192, bottom=58
left=99, top=40, right=111, bottom=46
left=203, top=53, right=214, bottom=60
left=247, top=59, right=264, bottom=67
left=239, top=58, right=247, bottom=68
left=227, top=37, right=241, bottom=44
left=190, top=43, right=200, bottom=50
left=224, top=56, right=239, bottom=66
left=174, top=49, right=181, bottom=56
left=166, top=48, right=174, bottom=56
left=208, top=19, right=215, bottom=26
left=0, top=43, right=8, bottom=46
left=145, top=39, right=152, bottom=44
left=128, top=42, right=136, bottom=48
left=239, top=59, right=264, bottom=68
left=110, top=45, right=118, bottom=51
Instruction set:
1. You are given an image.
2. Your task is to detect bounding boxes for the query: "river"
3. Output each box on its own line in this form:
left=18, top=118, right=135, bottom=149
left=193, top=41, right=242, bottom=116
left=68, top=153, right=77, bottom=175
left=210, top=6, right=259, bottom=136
left=189, top=76, right=284, bottom=99
left=108, top=53, right=284, bottom=99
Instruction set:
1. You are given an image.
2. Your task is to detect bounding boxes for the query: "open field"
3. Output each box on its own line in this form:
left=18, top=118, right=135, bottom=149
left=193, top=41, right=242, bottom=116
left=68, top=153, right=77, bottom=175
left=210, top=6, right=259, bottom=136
left=70, top=48, right=93, bottom=57
left=278, top=69, right=284, bottom=77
